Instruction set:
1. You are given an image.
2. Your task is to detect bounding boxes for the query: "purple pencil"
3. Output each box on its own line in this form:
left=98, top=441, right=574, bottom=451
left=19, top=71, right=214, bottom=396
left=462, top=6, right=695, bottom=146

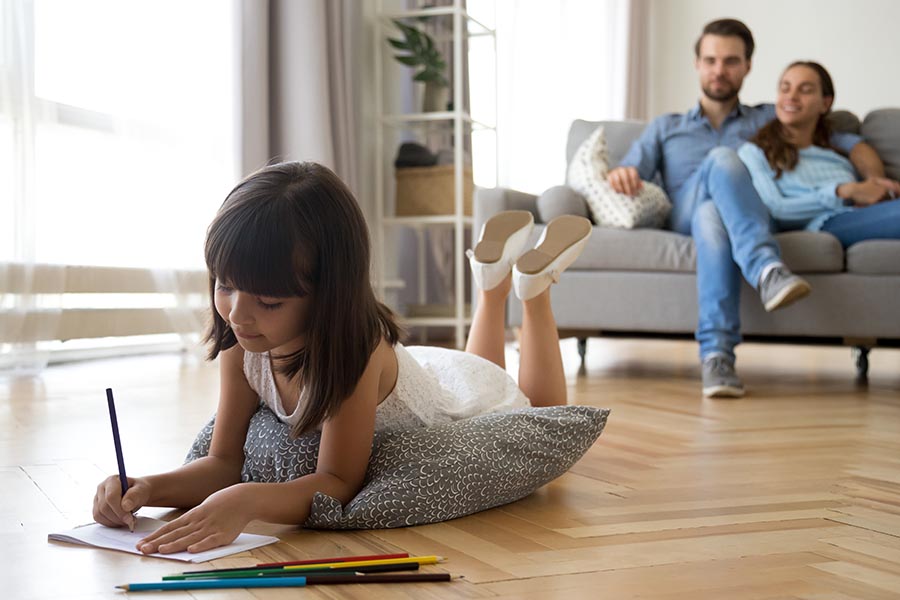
left=105, top=388, right=129, bottom=496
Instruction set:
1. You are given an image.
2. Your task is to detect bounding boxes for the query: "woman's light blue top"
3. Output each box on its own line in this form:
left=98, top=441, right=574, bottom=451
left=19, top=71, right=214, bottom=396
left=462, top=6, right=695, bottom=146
left=738, top=141, right=856, bottom=231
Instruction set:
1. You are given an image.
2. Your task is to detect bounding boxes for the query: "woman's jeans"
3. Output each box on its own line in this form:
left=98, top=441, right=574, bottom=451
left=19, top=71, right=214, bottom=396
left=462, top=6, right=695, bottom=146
left=820, top=198, right=900, bottom=247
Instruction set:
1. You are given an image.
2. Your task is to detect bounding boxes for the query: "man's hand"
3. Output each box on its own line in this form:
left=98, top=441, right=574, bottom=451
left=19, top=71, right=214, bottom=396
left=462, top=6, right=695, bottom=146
left=607, top=167, right=643, bottom=196
left=873, top=177, right=900, bottom=200
left=135, top=484, right=252, bottom=554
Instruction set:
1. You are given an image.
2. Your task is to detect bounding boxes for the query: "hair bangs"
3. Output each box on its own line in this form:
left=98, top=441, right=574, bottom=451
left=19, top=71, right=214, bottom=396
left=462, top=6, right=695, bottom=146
left=205, top=198, right=313, bottom=298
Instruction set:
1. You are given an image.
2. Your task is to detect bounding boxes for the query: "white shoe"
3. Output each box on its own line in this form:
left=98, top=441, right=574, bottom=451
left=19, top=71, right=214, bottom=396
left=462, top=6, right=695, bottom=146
left=467, top=210, right=535, bottom=291
left=513, top=215, right=592, bottom=301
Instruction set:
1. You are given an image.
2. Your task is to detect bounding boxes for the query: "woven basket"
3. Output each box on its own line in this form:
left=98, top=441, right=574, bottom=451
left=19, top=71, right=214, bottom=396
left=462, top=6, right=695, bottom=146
left=395, top=165, right=474, bottom=216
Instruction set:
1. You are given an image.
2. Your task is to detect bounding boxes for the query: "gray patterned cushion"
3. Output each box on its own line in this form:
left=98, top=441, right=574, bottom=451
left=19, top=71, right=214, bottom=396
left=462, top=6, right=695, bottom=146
left=184, top=404, right=609, bottom=529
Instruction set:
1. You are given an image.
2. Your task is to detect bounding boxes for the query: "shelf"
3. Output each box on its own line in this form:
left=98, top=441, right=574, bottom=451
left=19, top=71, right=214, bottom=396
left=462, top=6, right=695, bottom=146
left=403, top=316, right=472, bottom=327
left=383, top=215, right=473, bottom=226
left=381, top=112, right=495, bottom=130
left=405, top=303, right=472, bottom=327
left=380, top=6, right=494, bottom=36
left=406, top=303, right=472, bottom=319
left=378, top=278, right=406, bottom=290
left=375, top=0, right=495, bottom=349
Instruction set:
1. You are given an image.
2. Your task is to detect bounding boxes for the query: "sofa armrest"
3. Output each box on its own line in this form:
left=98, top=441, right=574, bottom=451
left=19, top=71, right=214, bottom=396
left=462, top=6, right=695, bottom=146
left=474, top=187, right=540, bottom=236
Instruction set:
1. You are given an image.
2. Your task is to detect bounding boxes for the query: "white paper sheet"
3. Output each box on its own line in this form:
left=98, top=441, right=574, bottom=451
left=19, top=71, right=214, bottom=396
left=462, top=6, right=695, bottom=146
left=48, top=516, right=279, bottom=562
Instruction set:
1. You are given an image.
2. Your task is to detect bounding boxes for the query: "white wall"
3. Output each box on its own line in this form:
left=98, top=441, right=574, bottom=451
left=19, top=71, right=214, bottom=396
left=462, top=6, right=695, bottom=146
left=647, top=0, right=900, bottom=119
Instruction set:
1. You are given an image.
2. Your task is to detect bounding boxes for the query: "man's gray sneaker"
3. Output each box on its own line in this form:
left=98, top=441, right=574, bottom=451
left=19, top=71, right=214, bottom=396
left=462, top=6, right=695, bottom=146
left=702, top=355, right=745, bottom=398
left=759, top=266, right=811, bottom=312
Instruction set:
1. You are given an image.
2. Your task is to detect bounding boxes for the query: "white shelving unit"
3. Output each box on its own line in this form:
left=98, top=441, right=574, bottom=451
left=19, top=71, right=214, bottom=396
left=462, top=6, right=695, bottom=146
left=373, top=1, right=496, bottom=349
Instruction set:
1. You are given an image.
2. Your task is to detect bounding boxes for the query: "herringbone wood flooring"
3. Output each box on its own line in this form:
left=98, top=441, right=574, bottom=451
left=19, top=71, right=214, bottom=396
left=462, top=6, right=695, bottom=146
left=3, top=338, right=899, bottom=599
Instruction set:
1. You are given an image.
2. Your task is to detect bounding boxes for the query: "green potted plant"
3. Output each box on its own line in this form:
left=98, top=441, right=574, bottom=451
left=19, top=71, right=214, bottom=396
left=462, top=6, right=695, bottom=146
left=388, top=19, right=449, bottom=112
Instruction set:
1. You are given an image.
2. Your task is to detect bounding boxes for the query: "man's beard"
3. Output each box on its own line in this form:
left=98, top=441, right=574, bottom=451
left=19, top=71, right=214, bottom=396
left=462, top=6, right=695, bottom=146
left=702, top=81, right=739, bottom=102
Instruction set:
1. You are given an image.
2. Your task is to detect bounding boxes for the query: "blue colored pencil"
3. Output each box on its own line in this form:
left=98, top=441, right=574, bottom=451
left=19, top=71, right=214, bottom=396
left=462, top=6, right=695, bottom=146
left=105, top=388, right=129, bottom=496
left=117, top=576, right=308, bottom=591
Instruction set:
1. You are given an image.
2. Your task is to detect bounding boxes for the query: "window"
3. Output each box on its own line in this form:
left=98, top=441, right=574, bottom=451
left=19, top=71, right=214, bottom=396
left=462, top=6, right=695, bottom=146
left=3, top=0, right=239, bottom=269
left=1, top=0, right=237, bottom=363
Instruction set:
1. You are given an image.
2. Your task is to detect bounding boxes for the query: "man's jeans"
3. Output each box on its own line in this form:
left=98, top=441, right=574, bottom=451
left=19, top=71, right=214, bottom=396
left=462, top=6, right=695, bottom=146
left=670, top=147, right=781, bottom=362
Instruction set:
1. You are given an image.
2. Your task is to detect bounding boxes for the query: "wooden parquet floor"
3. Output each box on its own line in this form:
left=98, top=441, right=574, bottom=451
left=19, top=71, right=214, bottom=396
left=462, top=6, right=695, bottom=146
left=2, top=338, right=899, bottom=599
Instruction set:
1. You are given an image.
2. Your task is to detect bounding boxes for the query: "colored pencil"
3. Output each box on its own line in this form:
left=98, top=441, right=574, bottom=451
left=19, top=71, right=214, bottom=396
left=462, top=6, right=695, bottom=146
left=117, top=576, right=308, bottom=591
left=165, top=558, right=434, bottom=580
left=164, top=562, right=421, bottom=581
left=105, top=388, right=129, bottom=496
left=105, top=387, right=136, bottom=532
left=119, top=573, right=452, bottom=591
left=287, top=572, right=451, bottom=585
left=175, top=552, right=411, bottom=576
left=256, top=552, right=409, bottom=568
left=285, top=555, right=442, bottom=571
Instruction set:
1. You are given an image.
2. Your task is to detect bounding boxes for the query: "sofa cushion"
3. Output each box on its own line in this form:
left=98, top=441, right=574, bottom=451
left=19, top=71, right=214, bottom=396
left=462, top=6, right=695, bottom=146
left=554, top=228, right=844, bottom=274
left=846, top=240, right=900, bottom=275
left=776, top=231, right=845, bottom=273
left=572, top=227, right=695, bottom=272
left=861, top=109, right=900, bottom=181
left=828, top=110, right=861, bottom=135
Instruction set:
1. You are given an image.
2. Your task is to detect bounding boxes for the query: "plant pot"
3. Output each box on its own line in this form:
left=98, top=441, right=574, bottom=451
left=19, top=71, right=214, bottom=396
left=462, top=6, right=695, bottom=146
left=422, top=82, right=449, bottom=113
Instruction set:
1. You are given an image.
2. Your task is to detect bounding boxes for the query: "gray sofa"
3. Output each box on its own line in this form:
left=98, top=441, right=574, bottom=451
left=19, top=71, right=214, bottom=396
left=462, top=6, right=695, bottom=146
left=473, top=109, right=900, bottom=378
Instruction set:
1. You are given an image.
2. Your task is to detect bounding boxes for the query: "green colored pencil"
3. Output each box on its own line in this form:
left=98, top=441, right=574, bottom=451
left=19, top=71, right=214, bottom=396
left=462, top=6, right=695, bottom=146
left=118, top=576, right=307, bottom=591
left=120, top=573, right=453, bottom=591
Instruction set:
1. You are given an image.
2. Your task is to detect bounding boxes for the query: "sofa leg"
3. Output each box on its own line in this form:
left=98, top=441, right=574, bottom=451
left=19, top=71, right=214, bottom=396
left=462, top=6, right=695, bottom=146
left=577, top=337, right=587, bottom=365
left=852, top=346, right=870, bottom=383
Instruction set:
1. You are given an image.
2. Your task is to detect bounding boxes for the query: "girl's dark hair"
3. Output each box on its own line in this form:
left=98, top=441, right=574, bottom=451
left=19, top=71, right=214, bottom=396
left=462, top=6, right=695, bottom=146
left=204, top=161, right=402, bottom=436
left=750, top=61, right=835, bottom=178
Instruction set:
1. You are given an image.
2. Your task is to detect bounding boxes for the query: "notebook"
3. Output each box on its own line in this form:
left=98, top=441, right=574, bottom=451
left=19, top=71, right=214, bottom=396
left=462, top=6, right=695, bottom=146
left=48, top=516, right=279, bottom=562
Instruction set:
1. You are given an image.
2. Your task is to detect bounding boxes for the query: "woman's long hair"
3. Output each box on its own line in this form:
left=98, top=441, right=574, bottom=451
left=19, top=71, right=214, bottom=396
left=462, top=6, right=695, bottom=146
left=750, top=61, right=835, bottom=178
left=204, top=162, right=402, bottom=437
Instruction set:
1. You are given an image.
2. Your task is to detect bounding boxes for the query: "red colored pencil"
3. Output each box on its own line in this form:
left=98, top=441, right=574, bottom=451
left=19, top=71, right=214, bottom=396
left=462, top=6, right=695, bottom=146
left=256, top=553, right=409, bottom=569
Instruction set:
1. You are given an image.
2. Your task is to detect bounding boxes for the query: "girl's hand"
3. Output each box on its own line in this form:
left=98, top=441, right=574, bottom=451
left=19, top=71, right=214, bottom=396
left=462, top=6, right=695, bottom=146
left=93, top=475, right=151, bottom=531
left=136, top=485, right=252, bottom=554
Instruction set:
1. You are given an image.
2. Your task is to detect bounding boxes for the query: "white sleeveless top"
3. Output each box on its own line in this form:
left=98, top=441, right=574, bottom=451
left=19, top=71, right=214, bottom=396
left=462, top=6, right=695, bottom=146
left=242, top=344, right=529, bottom=433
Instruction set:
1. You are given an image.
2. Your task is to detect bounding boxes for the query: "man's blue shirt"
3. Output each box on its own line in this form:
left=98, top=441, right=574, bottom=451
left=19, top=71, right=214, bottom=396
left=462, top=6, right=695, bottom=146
left=618, top=101, right=861, bottom=205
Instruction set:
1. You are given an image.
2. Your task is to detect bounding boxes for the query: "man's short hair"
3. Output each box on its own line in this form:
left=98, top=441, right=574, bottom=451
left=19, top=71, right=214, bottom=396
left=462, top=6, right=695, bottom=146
left=694, top=19, right=754, bottom=61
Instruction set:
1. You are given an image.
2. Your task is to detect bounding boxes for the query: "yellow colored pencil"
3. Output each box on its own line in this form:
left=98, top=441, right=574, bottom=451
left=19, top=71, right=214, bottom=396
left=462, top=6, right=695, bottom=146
left=284, top=556, right=444, bottom=571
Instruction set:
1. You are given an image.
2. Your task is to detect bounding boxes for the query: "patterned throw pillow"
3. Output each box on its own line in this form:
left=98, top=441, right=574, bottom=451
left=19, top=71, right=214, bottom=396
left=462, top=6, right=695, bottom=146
left=567, top=125, right=671, bottom=229
left=185, top=404, right=609, bottom=529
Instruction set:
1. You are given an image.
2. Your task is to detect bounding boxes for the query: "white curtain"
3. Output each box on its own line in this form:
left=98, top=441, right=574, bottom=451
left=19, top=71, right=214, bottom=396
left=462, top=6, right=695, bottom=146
left=240, top=0, right=362, bottom=192
left=1, top=0, right=62, bottom=373
left=1, top=0, right=238, bottom=373
left=490, top=0, right=642, bottom=194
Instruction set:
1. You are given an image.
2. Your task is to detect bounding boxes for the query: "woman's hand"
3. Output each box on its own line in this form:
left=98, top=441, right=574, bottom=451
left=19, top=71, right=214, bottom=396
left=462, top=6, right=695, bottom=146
left=93, top=475, right=152, bottom=531
left=136, top=484, right=253, bottom=554
left=837, top=179, right=891, bottom=206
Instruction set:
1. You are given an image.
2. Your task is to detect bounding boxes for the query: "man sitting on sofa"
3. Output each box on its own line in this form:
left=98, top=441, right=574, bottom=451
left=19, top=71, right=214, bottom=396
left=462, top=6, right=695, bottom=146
left=606, top=18, right=890, bottom=398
